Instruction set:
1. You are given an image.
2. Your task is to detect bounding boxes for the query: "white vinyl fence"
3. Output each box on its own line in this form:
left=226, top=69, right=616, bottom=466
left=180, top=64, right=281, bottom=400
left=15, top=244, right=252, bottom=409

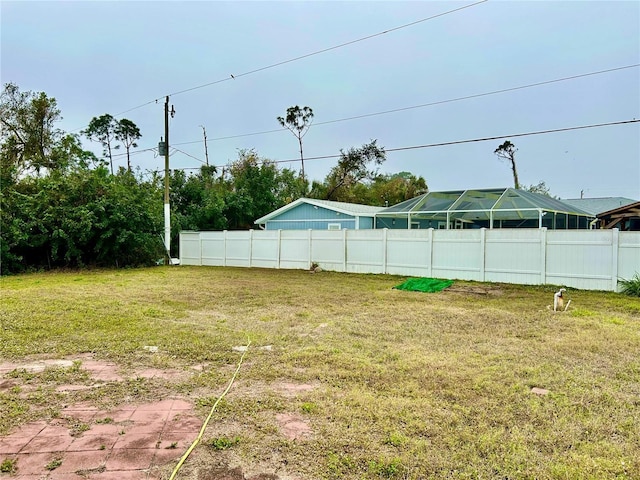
left=180, top=228, right=640, bottom=291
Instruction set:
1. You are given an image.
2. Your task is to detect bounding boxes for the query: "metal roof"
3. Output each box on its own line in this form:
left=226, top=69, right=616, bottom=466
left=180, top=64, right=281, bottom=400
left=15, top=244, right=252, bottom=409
left=562, top=197, right=637, bottom=216
left=255, top=197, right=384, bottom=224
left=377, top=188, right=594, bottom=221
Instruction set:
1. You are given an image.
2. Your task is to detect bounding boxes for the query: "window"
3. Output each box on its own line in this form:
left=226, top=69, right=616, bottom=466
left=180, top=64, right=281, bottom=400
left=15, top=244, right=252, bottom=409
left=328, top=223, right=341, bottom=230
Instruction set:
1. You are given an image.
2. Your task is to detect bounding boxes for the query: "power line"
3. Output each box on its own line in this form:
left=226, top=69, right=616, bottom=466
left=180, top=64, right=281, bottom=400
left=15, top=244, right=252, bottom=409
left=313, top=64, right=640, bottom=127
left=171, top=63, right=640, bottom=147
left=114, top=0, right=487, bottom=117
left=152, top=118, right=638, bottom=173
left=112, top=147, right=157, bottom=159
left=382, top=119, right=639, bottom=154
left=173, top=129, right=284, bottom=146
left=172, top=147, right=207, bottom=164
left=170, top=118, right=634, bottom=171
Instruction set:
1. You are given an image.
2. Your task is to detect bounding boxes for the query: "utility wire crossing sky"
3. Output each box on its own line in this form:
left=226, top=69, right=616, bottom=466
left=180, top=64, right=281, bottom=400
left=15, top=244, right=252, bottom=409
left=2, top=0, right=639, bottom=199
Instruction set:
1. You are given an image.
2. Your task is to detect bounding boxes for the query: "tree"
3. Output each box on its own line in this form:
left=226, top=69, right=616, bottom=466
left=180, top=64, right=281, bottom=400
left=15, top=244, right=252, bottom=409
left=83, top=114, right=119, bottom=174
left=273, top=167, right=308, bottom=205
left=277, top=105, right=313, bottom=180
left=171, top=165, right=226, bottom=247
left=369, top=172, right=428, bottom=206
left=114, top=118, right=141, bottom=172
left=2, top=152, right=163, bottom=273
left=0, top=83, right=64, bottom=178
left=222, top=150, right=279, bottom=229
left=524, top=180, right=552, bottom=196
left=318, top=140, right=386, bottom=202
left=1, top=85, right=163, bottom=273
left=494, top=140, right=520, bottom=189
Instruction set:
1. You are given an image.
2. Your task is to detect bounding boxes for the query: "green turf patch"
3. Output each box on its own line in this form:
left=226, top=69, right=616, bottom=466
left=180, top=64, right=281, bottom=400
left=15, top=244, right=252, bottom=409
left=393, top=277, right=453, bottom=293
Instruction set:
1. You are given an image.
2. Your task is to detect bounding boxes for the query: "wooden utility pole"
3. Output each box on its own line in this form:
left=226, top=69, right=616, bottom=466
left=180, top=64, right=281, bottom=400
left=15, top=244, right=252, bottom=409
left=164, top=96, right=171, bottom=264
left=200, top=125, right=209, bottom=166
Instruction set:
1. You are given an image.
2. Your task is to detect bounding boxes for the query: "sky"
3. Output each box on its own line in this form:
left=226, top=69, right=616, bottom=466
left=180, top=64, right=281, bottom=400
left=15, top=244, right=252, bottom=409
left=2, top=0, right=639, bottom=201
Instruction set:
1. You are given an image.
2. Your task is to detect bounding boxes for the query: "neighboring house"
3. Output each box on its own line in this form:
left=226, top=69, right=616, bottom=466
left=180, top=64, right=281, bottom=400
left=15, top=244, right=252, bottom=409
left=375, top=188, right=595, bottom=229
left=255, top=189, right=596, bottom=231
left=254, top=198, right=384, bottom=230
left=596, top=201, right=640, bottom=231
left=562, top=197, right=636, bottom=217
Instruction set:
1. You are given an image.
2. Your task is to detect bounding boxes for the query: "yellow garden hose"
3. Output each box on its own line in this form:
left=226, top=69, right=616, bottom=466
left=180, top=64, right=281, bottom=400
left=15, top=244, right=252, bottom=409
left=168, top=340, right=251, bottom=480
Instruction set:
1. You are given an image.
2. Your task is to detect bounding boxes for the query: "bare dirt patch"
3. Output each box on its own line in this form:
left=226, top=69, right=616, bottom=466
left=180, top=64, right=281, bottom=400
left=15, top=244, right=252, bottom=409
left=196, top=463, right=280, bottom=480
left=275, top=413, right=312, bottom=441
left=276, top=382, right=316, bottom=397
left=445, top=284, right=504, bottom=296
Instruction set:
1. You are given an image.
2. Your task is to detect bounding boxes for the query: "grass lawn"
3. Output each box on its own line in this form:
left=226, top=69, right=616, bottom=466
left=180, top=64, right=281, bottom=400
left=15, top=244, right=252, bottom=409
left=1, top=266, right=639, bottom=479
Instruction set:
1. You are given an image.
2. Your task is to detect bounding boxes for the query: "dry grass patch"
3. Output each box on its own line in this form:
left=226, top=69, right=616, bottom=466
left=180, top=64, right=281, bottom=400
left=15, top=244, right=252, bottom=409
left=1, top=266, right=639, bottom=479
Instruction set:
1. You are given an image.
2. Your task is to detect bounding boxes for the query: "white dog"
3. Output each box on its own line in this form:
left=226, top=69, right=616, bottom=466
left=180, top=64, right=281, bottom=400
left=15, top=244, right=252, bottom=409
left=553, top=288, right=571, bottom=312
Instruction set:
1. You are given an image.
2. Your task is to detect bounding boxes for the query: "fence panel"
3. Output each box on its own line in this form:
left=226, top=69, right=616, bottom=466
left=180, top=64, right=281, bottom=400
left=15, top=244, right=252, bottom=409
left=546, top=230, right=616, bottom=290
left=200, top=231, right=225, bottom=266
left=618, top=231, right=640, bottom=282
left=224, top=231, right=251, bottom=267
left=485, top=229, right=543, bottom=285
left=386, top=229, right=431, bottom=276
left=431, top=230, right=482, bottom=281
left=251, top=230, right=280, bottom=269
left=279, top=230, right=311, bottom=270
left=310, top=230, right=346, bottom=271
left=180, top=229, right=640, bottom=291
left=346, top=230, right=385, bottom=274
left=179, top=232, right=201, bottom=265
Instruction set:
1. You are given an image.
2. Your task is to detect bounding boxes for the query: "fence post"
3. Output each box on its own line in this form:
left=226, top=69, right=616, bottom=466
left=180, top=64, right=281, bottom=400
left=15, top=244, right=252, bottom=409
left=277, top=229, right=282, bottom=269
left=199, top=232, right=203, bottom=266
left=383, top=228, right=388, bottom=274
left=480, top=228, right=486, bottom=282
left=223, top=230, right=227, bottom=267
left=343, top=228, right=348, bottom=272
left=540, top=227, right=547, bottom=285
left=248, top=229, right=253, bottom=267
left=427, top=228, right=434, bottom=278
left=611, top=228, right=619, bottom=291
left=308, top=229, right=312, bottom=269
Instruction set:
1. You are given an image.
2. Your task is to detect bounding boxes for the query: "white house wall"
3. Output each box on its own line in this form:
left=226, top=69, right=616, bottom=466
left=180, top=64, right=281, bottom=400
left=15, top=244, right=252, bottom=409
left=179, top=228, right=640, bottom=291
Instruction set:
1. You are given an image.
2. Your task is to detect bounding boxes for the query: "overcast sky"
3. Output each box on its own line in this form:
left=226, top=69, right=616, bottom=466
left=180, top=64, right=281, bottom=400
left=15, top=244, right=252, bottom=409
left=2, top=0, right=639, bottom=200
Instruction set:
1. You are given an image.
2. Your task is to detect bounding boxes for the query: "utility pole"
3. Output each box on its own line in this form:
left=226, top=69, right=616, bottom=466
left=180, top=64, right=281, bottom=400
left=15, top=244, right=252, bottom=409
left=164, top=96, right=171, bottom=264
left=200, top=125, right=209, bottom=166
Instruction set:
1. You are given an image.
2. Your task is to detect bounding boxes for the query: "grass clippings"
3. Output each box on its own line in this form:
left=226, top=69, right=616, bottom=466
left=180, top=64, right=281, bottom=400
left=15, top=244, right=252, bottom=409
left=1, top=266, right=640, bottom=479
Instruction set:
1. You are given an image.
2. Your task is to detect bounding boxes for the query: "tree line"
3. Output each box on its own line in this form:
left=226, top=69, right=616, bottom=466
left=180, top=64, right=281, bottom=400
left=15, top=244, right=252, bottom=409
left=0, top=84, right=428, bottom=274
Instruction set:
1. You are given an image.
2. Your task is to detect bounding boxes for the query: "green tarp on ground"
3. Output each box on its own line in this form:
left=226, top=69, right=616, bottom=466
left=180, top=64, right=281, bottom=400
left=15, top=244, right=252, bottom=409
left=393, top=277, right=453, bottom=293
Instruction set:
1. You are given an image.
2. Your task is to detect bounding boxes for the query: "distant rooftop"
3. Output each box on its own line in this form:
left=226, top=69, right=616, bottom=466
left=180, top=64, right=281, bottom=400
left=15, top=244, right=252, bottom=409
left=562, top=197, right=636, bottom=216
left=303, top=198, right=385, bottom=215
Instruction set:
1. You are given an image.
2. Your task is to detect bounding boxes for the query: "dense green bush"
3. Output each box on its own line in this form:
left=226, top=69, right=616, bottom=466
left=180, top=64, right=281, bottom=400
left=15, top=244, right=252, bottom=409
left=1, top=165, right=165, bottom=273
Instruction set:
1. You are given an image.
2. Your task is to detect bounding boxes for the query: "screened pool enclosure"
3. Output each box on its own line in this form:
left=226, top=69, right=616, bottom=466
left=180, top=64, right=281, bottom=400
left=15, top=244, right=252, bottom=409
left=375, top=188, right=595, bottom=230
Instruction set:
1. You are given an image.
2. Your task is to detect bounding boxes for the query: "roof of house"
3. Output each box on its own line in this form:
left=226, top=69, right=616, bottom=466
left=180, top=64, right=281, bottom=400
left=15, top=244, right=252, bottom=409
left=376, top=188, right=594, bottom=220
left=255, top=198, right=385, bottom=224
left=562, top=197, right=637, bottom=216
left=597, top=200, right=640, bottom=217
